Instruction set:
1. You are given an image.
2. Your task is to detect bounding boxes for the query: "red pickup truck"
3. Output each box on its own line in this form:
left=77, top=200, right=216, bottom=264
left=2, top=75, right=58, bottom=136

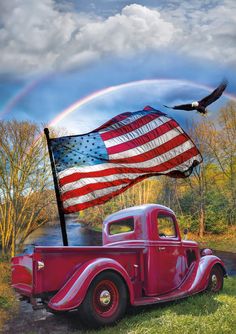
left=12, top=204, right=226, bottom=327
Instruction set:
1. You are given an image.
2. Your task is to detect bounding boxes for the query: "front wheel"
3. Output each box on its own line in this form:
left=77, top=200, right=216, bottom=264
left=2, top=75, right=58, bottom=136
left=79, top=271, right=127, bottom=327
left=206, top=265, right=224, bottom=292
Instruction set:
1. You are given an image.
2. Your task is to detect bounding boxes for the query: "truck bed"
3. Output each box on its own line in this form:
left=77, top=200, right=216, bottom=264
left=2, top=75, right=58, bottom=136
left=12, top=246, right=145, bottom=297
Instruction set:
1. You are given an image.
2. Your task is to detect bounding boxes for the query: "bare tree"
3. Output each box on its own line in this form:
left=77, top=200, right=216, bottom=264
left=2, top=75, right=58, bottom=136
left=195, top=102, right=236, bottom=226
left=0, top=121, right=56, bottom=256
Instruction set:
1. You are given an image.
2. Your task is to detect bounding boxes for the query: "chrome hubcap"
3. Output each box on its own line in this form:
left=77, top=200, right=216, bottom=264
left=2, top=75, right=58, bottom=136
left=211, top=274, right=218, bottom=289
left=99, top=290, right=111, bottom=306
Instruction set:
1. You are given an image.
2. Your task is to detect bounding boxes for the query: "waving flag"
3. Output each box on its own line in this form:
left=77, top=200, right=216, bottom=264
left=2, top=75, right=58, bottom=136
left=49, top=106, right=202, bottom=213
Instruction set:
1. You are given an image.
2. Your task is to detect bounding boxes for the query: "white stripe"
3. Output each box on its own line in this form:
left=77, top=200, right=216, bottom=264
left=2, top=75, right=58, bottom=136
left=99, top=112, right=148, bottom=133
left=63, top=184, right=125, bottom=208
left=62, top=154, right=202, bottom=208
left=58, top=140, right=196, bottom=179
left=60, top=173, right=145, bottom=194
left=103, top=116, right=169, bottom=148
left=60, top=127, right=184, bottom=192
left=109, top=126, right=184, bottom=160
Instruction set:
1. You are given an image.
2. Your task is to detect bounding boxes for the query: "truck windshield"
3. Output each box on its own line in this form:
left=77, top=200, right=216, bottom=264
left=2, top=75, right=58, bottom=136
left=109, top=218, right=134, bottom=235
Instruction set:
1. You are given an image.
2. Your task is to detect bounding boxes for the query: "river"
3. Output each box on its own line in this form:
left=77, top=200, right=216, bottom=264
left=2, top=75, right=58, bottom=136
left=24, top=218, right=236, bottom=276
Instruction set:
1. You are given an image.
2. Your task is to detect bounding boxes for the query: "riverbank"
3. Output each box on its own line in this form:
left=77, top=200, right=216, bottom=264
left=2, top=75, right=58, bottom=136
left=0, top=260, right=18, bottom=332
left=188, top=227, right=236, bottom=253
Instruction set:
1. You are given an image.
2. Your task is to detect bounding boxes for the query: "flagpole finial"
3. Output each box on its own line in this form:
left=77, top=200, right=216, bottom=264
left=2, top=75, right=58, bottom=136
left=44, top=127, right=49, bottom=136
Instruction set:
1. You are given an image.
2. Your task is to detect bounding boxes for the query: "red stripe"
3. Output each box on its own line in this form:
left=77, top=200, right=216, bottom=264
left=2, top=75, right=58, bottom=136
left=63, top=175, right=148, bottom=213
left=106, top=119, right=180, bottom=155
left=143, top=105, right=154, bottom=111
left=94, top=112, right=132, bottom=132
left=59, top=146, right=200, bottom=187
left=110, top=134, right=189, bottom=164
left=62, top=149, right=201, bottom=213
left=61, top=178, right=133, bottom=201
left=100, top=113, right=160, bottom=141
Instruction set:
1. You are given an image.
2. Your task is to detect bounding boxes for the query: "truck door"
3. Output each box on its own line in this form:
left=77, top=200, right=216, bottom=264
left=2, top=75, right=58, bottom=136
left=147, top=210, right=185, bottom=296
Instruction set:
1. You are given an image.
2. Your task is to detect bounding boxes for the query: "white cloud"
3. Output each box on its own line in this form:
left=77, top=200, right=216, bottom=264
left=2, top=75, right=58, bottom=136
left=0, top=1, right=235, bottom=75
left=160, top=0, right=236, bottom=65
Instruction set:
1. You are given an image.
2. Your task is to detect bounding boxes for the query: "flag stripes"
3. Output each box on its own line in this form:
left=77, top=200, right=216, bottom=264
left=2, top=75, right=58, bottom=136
left=105, top=119, right=180, bottom=154
left=59, top=146, right=200, bottom=211
left=61, top=152, right=201, bottom=204
left=102, top=115, right=169, bottom=149
left=50, top=107, right=202, bottom=213
left=108, top=125, right=183, bottom=159
left=60, top=173, right=145, bottom=194
left=62, top=155, right=200, bottom=212
left=100, top=112, right=161, bottom=140
left=58, top=144, right=198, bottom=187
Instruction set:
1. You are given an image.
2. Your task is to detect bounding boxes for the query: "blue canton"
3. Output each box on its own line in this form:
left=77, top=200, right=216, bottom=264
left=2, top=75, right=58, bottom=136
left=51, top=132, right=108, bottom=173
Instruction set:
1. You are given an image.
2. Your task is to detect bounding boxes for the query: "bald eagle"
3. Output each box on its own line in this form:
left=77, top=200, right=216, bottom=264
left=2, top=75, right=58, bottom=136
left=165, top=80, right=228, bottom=114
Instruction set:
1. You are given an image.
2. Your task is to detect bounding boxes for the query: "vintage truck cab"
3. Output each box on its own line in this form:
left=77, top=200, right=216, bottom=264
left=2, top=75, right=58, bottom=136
left=12, top=204, right=227, bottom=327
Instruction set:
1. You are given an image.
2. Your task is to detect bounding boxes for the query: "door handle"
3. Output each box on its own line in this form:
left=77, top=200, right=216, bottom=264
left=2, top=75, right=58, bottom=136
left=158, top=247, right=166, bottom=251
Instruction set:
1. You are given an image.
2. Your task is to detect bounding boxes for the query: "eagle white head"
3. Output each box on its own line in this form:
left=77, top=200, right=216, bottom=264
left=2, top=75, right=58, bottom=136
left=191, top=101, right=199, bottom=108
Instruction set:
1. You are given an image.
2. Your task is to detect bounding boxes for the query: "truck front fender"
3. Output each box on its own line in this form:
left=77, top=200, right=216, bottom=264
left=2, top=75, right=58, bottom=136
left=184, top=255, right=227, bottom=294
left=48, top=258, right=135, bottom=311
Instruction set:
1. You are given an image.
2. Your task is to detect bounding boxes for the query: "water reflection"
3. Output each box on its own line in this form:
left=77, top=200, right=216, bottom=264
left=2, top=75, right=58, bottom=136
left=213, top=250, right=236, bottom=276
left=24, top=218, right=102, bottom=250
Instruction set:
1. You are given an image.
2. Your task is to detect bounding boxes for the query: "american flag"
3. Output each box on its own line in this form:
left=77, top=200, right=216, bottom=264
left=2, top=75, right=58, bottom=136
left=50, top=106, right=202, bottom=213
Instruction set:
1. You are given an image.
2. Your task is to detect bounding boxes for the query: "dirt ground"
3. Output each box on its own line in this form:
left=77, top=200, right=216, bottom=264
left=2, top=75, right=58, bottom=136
left=3, top=297, right=87, bottom=334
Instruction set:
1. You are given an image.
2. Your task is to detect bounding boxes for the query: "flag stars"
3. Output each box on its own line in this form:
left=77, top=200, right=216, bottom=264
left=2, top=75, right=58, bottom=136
left=51, top=132, right=108, bottom=172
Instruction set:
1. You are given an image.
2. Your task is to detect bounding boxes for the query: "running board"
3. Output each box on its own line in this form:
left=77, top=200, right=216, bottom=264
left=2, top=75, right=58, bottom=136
left=133, top=255, right=226, bottom=307
left=133, top=290, right=188, bottom=306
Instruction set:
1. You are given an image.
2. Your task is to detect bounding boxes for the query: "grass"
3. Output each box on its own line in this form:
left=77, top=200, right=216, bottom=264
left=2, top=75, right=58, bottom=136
left=0, top=259, right=235, bottom=334
left=86, top=277, right=236, bottom=334
left=0, top=260, right=18, bottom=332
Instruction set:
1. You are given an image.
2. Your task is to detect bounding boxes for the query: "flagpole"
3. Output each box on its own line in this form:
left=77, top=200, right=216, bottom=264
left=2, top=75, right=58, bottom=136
left=44, top=128, right=68, bottom=246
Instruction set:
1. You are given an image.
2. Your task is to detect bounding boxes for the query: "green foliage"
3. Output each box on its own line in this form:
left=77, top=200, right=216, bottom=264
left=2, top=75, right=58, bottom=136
left=0, top=296, right=11, bottom=309
left=204, top=190, right=229, bottom=234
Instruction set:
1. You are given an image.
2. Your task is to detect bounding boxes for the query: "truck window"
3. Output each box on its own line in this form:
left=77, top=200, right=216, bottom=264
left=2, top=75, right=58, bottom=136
left=157, top=214, right=176, bottom=238
left=109, top=218, right=134, bottom=235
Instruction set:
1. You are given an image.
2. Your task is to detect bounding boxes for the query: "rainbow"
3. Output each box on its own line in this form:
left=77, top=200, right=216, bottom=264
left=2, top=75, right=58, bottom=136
left=0, top=75, right=48, bottom=119
left=3, top=78, right=234, bottom=150
left=2, top=78, right=235, bottom=128
left=49, top=79, right=235, bottom=128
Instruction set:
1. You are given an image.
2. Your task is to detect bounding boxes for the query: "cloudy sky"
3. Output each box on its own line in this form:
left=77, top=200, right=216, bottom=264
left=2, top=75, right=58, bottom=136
left=0, top=0, right=235, bottom=133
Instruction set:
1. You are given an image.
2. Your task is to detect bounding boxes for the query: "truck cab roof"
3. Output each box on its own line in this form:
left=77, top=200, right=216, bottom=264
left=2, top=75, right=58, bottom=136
left=103, top=204, right=175, bottom=224
left=103, top=204, right=176, bottom=246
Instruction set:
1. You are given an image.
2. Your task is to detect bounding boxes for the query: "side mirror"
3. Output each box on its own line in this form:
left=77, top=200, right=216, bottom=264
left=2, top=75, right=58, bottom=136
left=183, top=228, right=188, bottom=240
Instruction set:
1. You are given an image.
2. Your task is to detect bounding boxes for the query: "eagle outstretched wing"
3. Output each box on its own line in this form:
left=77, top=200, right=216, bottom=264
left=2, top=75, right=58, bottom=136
left=164, top=80, right=228, bottom=114
left=199, top=80, right=228, bottom=107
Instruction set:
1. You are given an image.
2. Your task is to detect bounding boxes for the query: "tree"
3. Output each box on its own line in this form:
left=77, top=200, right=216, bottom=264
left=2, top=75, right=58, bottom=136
left=0, top=121, right=56, bottom=256
left=178, top=118, right=222, bottom=237
left=194, top=102, right=236, bottom=227
left=217, top=102, right=236, bottom=225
